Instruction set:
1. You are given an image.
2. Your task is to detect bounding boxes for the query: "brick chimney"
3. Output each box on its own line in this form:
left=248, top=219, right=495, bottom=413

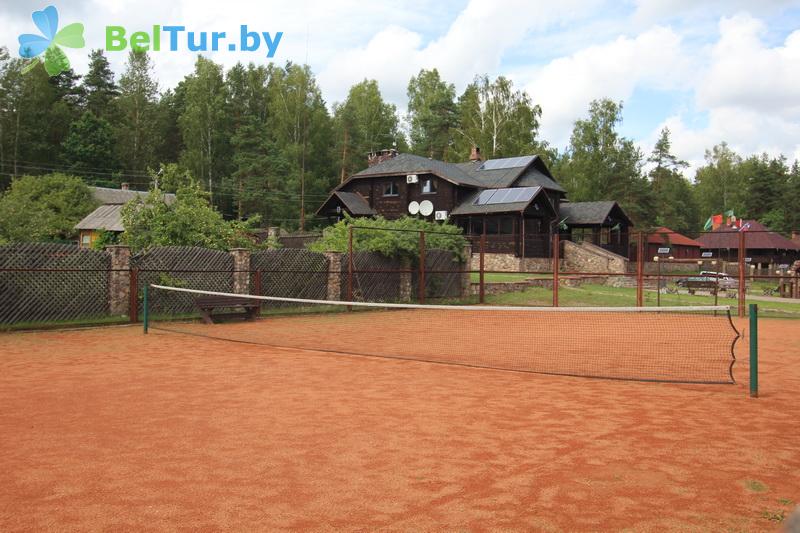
left=367, top=148, right=398, bottom=167
left=469, top=146, right=482, bottom=162
left=121, top=183, right=130, bottom=191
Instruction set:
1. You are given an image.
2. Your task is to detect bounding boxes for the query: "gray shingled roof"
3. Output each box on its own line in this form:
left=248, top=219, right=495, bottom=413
left=514, top=168, right=565, bottom=192
left=560, top=201, right=630, bottom=225
left=74, top=204, right=126, bottom=232
left=350, top=153, right=485, bottom=187
left=346, top=153, right=567, bottom=194
left=91, top=186, right=176, bottom=204
left=334, top=191, right=376, bottom=216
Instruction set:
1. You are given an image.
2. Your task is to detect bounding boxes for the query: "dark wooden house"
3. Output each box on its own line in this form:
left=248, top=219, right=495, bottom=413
left=317, top=149, right=633, bottom=258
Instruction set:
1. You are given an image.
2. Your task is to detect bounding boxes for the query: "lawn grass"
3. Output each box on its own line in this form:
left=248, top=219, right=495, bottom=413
left=484, top=283, right=800, bottom=317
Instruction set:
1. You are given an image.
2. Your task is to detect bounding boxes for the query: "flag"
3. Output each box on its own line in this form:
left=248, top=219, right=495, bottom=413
left=740, top=222, right=751, bottom=232
left=712, top=214, right=723, bottom=229
left=703, top=217, right=713, bottom=231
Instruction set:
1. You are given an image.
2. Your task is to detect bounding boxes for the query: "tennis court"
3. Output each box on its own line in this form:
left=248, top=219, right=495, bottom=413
left=1, top=315, right=799, bottom=530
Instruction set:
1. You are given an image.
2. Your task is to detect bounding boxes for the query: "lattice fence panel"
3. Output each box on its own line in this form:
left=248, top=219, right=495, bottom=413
left=132, top=246, right=234, bottom=317
left=0, top=243, right=110, bottom=325
left=421, top=249, right=467, bottom=300
left=250, top=249, right=329, bottom=309
left=346, top=251, right=410, bottom=303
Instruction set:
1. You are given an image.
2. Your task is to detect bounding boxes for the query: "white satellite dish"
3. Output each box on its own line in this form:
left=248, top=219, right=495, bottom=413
left=408, top=201, right=420, bottom=215
left=419, top=200, right=434, bottom=217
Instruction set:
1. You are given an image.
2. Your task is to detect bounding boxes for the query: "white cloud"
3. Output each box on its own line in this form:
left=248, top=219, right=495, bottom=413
left=317, top=0, right=603, bottom=107
left=644, top=14, right=800, bottom=174
left=522, top=25, right=690, bottom=148
left=697, top=14, right=800, bottom=117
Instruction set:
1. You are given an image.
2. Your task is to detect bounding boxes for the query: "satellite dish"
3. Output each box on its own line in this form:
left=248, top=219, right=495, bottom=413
left=419, top=200, right=434, bottom=217
left=408, top=201, right=420, bottom=215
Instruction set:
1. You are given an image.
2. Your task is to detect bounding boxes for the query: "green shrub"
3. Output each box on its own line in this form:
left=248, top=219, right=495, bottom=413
left=309, top=214, right=467, bottom=262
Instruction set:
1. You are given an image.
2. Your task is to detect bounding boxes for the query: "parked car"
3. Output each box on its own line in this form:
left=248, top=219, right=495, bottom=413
left=699, top=271, right=738, bottom=290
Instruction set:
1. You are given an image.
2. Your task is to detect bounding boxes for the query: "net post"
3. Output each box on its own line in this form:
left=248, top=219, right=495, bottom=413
left=347, top=226, right=354, bottom=310
left=418, top=230, right=426, bottom=304
left=552, top=232, right=559, bottom=307
left=636, top=232, right=644, bottom=307
left=142, top=284, right=149, bottom=334
left=749, top=303, right=758, bottom=398
left=479, top=232, right=486, bottom=304
left=738, top=231, right=746, bottom=318
left=129, top=267, right=139, bottom=323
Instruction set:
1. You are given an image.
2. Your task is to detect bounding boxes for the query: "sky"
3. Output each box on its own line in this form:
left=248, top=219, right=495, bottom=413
left=2, top=0, right=799, bottom=174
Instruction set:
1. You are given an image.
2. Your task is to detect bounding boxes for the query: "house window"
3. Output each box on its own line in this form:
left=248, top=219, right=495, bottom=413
left=383, top=181, right=399, bottom=197
left=572, top=228, right=588, bottom=243
left=499, top=217, right=514, bottom=234
left=421, top=178, right=437, bottom=194
left=470, top=219, right=483, bottom=235
left=81, top=234, right=91, bottom=245
left=601, top=227, right=611, bottom=245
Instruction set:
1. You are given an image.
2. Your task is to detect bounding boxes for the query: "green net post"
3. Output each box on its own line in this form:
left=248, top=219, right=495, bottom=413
left=143, top=285, right=149, bottom=334
left=749, top=303, right=758, bottom=398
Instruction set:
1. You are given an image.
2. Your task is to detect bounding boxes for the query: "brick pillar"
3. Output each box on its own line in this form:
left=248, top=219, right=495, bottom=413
left=230, top=248, right=251, bottom=294
left=106, top=245, right=131, bottom=316
left=324, top=252, right=343, bottom=301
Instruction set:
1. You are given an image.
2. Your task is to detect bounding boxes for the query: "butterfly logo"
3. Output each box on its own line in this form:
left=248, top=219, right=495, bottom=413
left=18, top=6, right=85, bottom=76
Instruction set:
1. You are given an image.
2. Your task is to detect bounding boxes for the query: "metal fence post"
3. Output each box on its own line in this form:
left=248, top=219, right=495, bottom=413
left=418, top=230, right=426, bottom=304
left=749, top=303, right=758, bottom=398
left=142, top=284, right=149, bottom=334
left=636, top=232, right=644, bottom=307
left=347, top=226, right=354, bottom=308
left=738, top=231, right=746, bottom=318
left=479, top=232, right=486, bottom=304
left=253, top=269, right=262, bottom=317
left=552, top=232, right=560, bottom=307
left=129, top=267, right=139, bottom=323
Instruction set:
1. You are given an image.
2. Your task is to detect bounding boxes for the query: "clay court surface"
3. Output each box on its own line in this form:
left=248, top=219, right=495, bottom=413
left=1, top=317, right=798, bottom=531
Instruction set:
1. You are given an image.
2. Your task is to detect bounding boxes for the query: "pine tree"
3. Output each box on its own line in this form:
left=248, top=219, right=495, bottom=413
left=82, top=49, right=118, bottom=118
left=406, top=69, right=457, bottom=160
left=117, top=50, right=159, bottom=172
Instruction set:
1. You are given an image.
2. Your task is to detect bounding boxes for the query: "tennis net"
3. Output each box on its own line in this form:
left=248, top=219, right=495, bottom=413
left=146, top=284, right=740, bottom=384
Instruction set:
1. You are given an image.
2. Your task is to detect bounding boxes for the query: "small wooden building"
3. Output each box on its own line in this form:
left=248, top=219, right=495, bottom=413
left=74, top=185, right=175, bottom=248
left=641, top=227, right=702, bottom=260
left=695, top=220, right=800, bottom=267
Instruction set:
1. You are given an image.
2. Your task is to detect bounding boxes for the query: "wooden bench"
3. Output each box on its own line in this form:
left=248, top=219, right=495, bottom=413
left=686, top=278, right=719, bottom=295
left=195, top=295, right=261, bottom=324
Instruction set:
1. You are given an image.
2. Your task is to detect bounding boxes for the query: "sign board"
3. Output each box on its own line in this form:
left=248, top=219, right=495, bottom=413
left=657, top=247, right=670, bottom=254
left=745, top=257, right=752, bottom=263
left=701, top=252, right=713, bottom=258
left=778, top=264, right=790, bottom=269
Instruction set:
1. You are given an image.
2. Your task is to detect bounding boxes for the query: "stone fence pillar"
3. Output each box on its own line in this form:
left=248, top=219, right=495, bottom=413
left=230, top=248, right=251, bottom=294
left=399, top=258, right=412, bottom=302
left=461, top=244, right=472, bottom=298
left=324, top=252, right=344, bottom=301
left=106, top=245, right=131, bottom=316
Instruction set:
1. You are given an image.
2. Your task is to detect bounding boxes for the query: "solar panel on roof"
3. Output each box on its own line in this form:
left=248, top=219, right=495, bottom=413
left=479, top=156, right=535, bottom=171
left=472, top=186, right=540, bottom=206
left=473, top=190, right=497, bottom=205
left=486, top=189, right=513, bottom=204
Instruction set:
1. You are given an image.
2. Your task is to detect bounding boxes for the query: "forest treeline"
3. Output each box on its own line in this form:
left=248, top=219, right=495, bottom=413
left=0, top=47, right=798, bottom=236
